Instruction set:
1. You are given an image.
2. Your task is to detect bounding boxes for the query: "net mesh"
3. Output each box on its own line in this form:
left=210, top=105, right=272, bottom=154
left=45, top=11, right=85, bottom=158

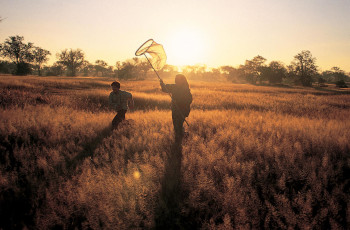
left=135, top=39, right=167, bottom=70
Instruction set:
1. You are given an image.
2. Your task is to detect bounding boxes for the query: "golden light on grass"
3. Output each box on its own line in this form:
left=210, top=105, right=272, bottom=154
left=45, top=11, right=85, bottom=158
left=133, top=171, right=141, bottom=179
left=1, top=75, right=349, bottom=229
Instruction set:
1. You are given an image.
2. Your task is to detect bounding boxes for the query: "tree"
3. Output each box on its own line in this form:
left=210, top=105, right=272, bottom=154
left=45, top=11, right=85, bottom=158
left=335, top=80, right=348, bottom=88
left=137, top=61, right=151, bottom=79
left=182, top=64, right=207, bottom=80
left=131, top=57, right=150, bottom=80
left=115, top=58, right=152, bottom=80
left=204, top=67, right=225, bottom=82
left=158, top=64, right=178, bottom=79
left=32, top=46, right=51, bottom=76
left=321, top=67, right=350, bottom=83
left=94, top=60, right=108, bottom=77
left=260, top=61, right=287, bottom=84
left=115, top=60, right=138, bottom=80
left=45, top=62, right=65, bottom=76
left=317, top=77, right=326, bottom=87
left=0, top=60, right=15, bottom=74
left=242, top=55, right=267, bottom=84
left=330, top=67, right=349, bottom=82
left=220, top=65, right=245, bottom=83
left=290, top=50, right=318, bottom=86
left=57, top=49, right=85, bottom=76
left=80, top=61, right=94, bottom=76
left=0, top=35, right=34, bottom=75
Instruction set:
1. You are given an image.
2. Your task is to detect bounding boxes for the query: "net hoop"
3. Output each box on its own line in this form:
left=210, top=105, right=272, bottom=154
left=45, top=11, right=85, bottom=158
left=135, top=39, right=154, bottom=56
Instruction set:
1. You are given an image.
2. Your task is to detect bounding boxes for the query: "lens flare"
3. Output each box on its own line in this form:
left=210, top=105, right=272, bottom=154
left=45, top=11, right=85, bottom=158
left=133, top=171, right=141, bottom=179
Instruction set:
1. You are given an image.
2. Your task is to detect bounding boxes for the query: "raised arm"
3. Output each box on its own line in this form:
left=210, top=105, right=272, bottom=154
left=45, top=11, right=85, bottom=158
left=160, top=79, right=175, bottom=94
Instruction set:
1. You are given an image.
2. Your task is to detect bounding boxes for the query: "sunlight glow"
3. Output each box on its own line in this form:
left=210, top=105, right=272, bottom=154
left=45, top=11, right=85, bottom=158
left=166, top=28, right=206, bottom=66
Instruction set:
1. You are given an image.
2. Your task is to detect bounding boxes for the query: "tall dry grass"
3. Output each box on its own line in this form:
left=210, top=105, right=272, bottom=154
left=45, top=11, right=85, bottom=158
left=0, top=75, right=349, bottom=229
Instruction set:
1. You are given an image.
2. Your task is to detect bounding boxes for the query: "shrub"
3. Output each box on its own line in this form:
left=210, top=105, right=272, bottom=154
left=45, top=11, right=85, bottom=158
left=15, top=62, right=32, bottom=75
left=336, top=80, right=348, bottom=88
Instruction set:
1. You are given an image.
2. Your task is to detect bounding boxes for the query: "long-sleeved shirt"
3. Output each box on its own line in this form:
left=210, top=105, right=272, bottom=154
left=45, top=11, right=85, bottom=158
left=161, top=82, right=192, bottom=117
left=109, top=90, right=132, bottom=111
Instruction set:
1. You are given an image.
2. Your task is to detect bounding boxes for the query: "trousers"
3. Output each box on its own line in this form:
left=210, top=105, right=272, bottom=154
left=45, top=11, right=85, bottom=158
left=172, top=110, right=185, bottom=141
left=112, top=110, right=127, bottom=129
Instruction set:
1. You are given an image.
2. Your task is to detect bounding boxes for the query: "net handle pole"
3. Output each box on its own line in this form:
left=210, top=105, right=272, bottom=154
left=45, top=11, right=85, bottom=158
left=144, top=54, right=161, bottom=81
left=143, top=54, right=189, bottom=127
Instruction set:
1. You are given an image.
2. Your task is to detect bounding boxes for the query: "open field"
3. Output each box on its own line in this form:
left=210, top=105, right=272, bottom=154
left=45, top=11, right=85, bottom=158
left=0, top=75, right=349, bottom=229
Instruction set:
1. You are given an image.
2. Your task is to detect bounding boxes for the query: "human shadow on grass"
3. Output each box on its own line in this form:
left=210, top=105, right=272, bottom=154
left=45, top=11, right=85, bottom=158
left=65, top=122, right=123, bottom=172
left=72, top=119, right=136, bottom=171
left=154, top=136, right=192, bottom=229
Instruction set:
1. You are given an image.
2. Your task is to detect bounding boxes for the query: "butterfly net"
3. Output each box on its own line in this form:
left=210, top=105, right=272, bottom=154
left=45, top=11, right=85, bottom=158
left=135, top=39, right=167, bottom=70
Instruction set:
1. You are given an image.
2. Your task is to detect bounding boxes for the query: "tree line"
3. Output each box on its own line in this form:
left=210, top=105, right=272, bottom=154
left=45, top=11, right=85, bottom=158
left=0, top=35, right=349, bottom=87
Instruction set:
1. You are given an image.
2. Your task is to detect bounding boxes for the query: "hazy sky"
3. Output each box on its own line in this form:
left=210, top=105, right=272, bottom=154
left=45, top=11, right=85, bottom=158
left=1, top=0, right=350, bottom=72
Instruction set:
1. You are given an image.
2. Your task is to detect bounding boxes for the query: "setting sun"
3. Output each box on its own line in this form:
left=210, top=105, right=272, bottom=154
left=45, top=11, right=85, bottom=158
left=166, top=28, right=207, bottom=66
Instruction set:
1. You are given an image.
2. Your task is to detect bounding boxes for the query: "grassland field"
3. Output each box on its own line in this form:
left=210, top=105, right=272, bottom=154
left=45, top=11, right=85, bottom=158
left=0, top=74, right=349, bottom=229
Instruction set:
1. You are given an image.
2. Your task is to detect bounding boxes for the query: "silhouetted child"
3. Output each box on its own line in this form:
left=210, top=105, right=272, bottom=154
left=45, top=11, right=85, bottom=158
left=109, top=81, right=134, bottom=129
left=160, top=74, right=192, bottom=142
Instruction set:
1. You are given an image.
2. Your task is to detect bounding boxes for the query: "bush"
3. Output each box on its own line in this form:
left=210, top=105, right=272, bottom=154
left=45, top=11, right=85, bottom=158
left=15, top=62, right=32, bottom=75
left=301, top=76, right=313, bottom=87
left=0, top=61, right=15, bottom=74
left=335, top=80, right=348, bottom=88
